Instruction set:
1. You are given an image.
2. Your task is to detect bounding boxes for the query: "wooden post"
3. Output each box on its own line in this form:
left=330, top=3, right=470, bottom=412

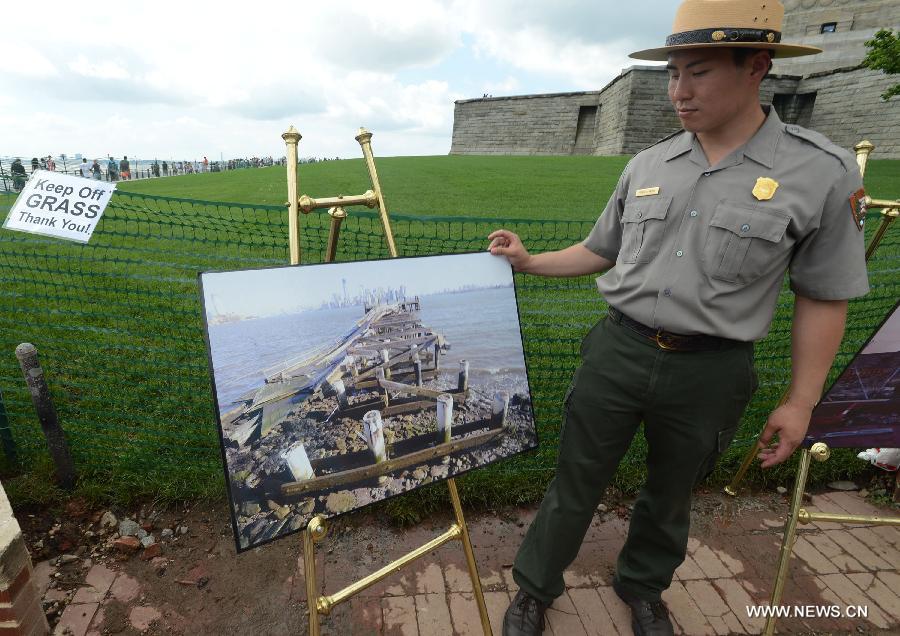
left=433, top=343, right=441, bottom=371
left=283, top=443, right=315, bottom=481
left=362, top=410, right=387, bottom=464
left=411, top=345, right=423, bottom=387
left=329, top=378, right=349, bottom=410
left=492, top=392, right=510, bottom=431
left=375, top=367, right=389, bottom=407
left=14, top=343, right=76, bottom=489
left=436, top=394, right=453, bottom=450
left=381, top=349, right=391, bottom=379
left=346, top=355, right=359, bottom=378
left=457, top=360, right=469, bottom=393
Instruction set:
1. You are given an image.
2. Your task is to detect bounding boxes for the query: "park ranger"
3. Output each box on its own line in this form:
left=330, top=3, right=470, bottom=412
left=489, top=1, right=870, bottom=634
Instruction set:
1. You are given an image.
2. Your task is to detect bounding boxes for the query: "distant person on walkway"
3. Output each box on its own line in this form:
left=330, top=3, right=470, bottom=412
left=162, top=161, right=168, bottom=176
left=79, top=158, right=91, bottom=178
left=47, top=156, right=56, bottom=171
left=107, top=157, right=118, bottom=181
left=120, top=156, right=131, bottom=180
left=11, top=158, right=27, bottom=191
left=202, top=156, right=209, bottom=172
left=91, top=159, right=102, bottom=180
left=30, top=157, right=39, bottom=172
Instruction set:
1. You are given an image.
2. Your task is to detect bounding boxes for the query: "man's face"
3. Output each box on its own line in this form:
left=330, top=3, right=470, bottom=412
left=666, top=48, right=761, bottom=135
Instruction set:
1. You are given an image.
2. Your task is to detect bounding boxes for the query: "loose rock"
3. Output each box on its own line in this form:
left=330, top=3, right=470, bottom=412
left=118, top=519, right=141, bottom=537
left=114, top=536, right=141, bottom=554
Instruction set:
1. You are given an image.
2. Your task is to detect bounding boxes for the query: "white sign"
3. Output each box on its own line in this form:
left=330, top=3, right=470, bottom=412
left=2, top=170, right=116, bottom=243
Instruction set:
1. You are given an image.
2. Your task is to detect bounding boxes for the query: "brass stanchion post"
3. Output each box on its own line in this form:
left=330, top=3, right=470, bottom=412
left=282, top=126, right=302, bottom=265
left=764, top=443, right=829, bottom=636
left=355, top=128, right=398, bottom=258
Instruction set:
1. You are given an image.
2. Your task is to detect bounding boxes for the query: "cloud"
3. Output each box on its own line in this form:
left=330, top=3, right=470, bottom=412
left=2, top=0, right=679, bottom=158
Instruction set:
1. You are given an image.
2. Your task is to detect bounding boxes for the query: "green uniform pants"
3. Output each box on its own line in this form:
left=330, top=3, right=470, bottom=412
left=513, top=314, right=758, bottom=603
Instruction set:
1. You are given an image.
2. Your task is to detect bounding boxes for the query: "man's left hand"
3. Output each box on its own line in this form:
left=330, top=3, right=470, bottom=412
left=757, top=401, right=814, bottom=468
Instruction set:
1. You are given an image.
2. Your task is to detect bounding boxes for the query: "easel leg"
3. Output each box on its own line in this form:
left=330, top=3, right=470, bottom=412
left=303, top=518, right=326, bottom=636
left=764, top=449, right=812, bottom=636
left=447, top=478, right=493, bottom=635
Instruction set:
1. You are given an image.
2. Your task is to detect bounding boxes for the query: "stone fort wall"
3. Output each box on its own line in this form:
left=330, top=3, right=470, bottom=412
left=450, top=0, right=899, bottom=159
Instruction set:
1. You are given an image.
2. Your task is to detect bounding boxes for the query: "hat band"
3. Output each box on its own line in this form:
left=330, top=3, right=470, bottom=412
left=665, top=28, right=781, bottom=47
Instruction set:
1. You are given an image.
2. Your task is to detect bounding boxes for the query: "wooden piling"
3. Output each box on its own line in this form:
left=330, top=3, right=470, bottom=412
left=433, top=343, right=441, bottom=371
left=381, top=349, right=391, bottom=379
left=411, top=345, right=423, bottom=387
left=362, top=410, right=387, bottom=464
left=15, top=343, right=76, bottom=489
left=436, top=394, right=453, bottom=447
left=492, top=392, right=510, bottom=431
left=457, top=360, right=469, bottom=393
left=375, top=367, right=389, bottom=406
left=283, top=443, right=315, bottom=481
left=330, top=379, right=349, bottom=410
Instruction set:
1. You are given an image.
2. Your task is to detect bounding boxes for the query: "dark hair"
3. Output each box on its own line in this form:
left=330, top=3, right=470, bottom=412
left=732, top=47, right=774, bottom=77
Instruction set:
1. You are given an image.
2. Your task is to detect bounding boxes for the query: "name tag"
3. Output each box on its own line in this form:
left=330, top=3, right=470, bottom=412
left=635, top=187, right=660, bottom=197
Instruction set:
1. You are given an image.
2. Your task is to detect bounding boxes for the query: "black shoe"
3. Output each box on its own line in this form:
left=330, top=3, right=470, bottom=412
left=502, top=589, right=549, bottom=635
left=613, top=579, right=675, bottom=636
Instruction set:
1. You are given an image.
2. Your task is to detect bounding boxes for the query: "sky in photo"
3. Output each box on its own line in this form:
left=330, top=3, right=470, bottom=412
left=2, top=0, right=672, bottom=161
left=201, top=251, right=512, bottom=318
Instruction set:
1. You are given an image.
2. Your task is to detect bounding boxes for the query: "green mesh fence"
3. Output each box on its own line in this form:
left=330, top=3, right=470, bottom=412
left=0, top=189, right=896, bottom=503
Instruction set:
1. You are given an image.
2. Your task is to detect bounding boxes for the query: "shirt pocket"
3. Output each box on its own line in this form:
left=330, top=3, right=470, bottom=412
left=619, top=196, right=672, bottom=264
left=702, top=202, right=790, bottom=284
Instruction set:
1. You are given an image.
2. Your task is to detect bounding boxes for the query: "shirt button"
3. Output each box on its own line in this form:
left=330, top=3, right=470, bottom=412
left=663, top=288, right=672, bottom=297
left=703, top=171, right=711, bottom=177
left=690, top=210, right=698, bottom=217
left=637, top=211, right=643, bottom=218
left=741, top=223, right=750, bottom=233
left=676, top=250, right=684, bottom=257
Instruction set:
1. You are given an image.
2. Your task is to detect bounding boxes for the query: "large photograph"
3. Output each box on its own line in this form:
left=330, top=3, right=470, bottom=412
left=200, top=252, right=537, bottom=551
left=805, top=300, right=900, bottom=449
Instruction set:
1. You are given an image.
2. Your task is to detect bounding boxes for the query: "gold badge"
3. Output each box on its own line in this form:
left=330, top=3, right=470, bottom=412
left=635, top=187, right=660, bottom=197
left=752, top=177, right=779, bottom=201
left=712, top=30, right=726, bottom=41
left=766, top=33, right=775, bottom=43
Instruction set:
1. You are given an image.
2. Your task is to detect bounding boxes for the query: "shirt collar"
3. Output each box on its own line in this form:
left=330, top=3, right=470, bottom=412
left=663, top=105, right=782, bottom=169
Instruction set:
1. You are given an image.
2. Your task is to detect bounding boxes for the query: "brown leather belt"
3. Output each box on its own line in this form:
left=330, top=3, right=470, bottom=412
left=606, top=307, right=738, bottom=352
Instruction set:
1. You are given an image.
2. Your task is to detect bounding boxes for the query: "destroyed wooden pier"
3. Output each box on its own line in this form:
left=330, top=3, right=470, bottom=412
left=222, top=297, right=514, bottom=500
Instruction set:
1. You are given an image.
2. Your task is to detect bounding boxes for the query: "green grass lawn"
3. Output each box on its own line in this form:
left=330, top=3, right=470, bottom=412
left=1, top=154, right=897, bottom=522
left=116, top=154, right=900, bottom=220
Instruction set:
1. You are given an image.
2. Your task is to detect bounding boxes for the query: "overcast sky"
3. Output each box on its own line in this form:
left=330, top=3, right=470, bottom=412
left=1, top=1, right=672, bottom=161
left=201, top=252, right=511, bottom=318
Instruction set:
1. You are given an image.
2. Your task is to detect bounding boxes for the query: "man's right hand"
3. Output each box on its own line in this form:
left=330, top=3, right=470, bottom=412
left=488, top=229, right=533, bottom=272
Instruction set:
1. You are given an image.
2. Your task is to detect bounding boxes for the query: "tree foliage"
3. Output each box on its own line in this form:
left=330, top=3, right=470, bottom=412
left=862, top=29, right=900, bottom=100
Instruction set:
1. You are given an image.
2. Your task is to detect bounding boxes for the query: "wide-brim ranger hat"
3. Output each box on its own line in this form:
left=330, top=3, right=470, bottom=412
left=630, top=0, right=822, bottom=61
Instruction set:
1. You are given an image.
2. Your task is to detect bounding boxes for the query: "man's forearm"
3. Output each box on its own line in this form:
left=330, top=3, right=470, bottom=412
left=521, top=243, right=615, bottom=277
left=786, top=296, right=849, bottom=409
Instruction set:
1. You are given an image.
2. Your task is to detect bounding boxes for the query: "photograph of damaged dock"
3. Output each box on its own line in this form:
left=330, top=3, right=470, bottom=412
left=200, top=252, right=536, bottom=551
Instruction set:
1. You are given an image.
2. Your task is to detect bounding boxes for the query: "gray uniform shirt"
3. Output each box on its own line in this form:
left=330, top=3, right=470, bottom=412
left=583, top=106, right=869, bottom=342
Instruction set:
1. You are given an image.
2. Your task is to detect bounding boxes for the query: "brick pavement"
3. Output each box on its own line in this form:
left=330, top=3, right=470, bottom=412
left=44, top=490, right=898, bottom=635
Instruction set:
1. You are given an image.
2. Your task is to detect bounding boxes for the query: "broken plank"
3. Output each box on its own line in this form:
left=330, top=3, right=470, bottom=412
left=281, top=427, right=504, bottom=496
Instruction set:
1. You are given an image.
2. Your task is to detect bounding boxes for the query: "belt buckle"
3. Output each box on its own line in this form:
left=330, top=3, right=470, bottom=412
left=655, top=328, right=676, bottom=350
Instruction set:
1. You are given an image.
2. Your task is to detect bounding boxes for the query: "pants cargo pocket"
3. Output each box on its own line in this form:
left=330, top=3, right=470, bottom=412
left=695, top=425, right=739, bottom=484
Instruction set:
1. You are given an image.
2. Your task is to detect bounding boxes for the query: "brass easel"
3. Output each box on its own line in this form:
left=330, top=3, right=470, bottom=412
left=281, top=126, right=492, bottom=636
left=764, top=442, right=900, bottom=635
left=725, top=139, right=900, bottom=497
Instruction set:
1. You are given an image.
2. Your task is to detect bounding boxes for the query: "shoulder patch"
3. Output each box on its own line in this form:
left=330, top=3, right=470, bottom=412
left=639, top=128, right=685, bottom=153
left=783, top=124, right=857, bottom=173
